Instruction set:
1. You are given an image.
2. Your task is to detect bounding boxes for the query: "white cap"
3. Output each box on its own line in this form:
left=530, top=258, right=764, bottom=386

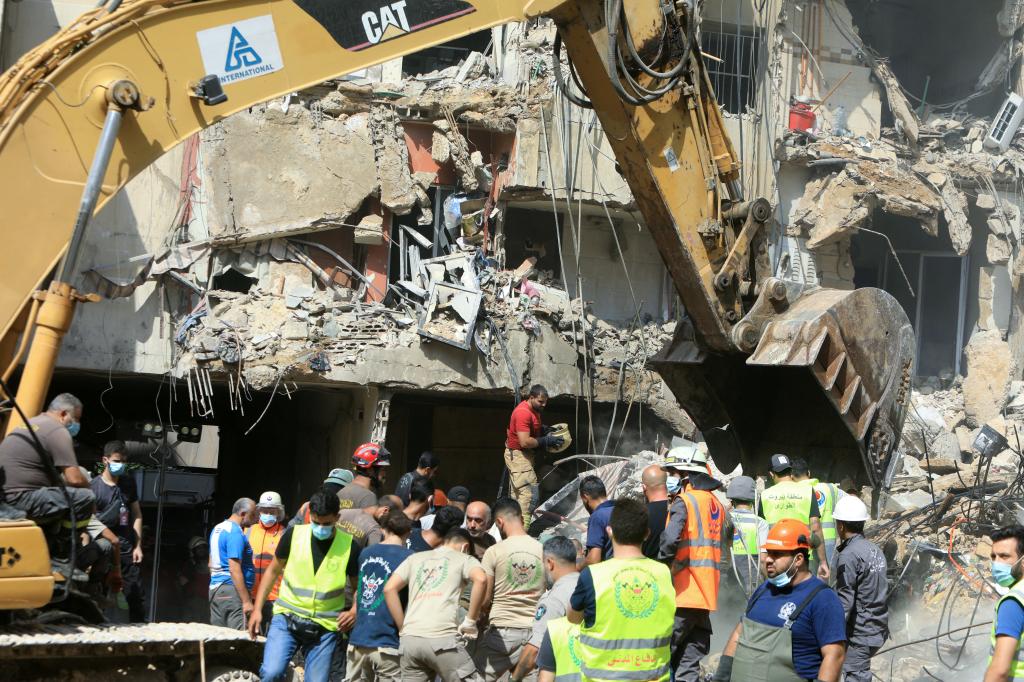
left=832, top=495, right=869, bottom=523
left=258, top=491, right=284, bottom=509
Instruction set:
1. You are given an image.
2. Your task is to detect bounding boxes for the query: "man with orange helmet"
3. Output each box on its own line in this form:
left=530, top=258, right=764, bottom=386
left=714, top=519, right=846, bottom=682
left=340, top=443, right=391, bottom=510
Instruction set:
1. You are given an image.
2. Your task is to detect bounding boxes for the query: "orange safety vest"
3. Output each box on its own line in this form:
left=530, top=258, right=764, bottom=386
left=246, top=522, right=285, bottom=601
left=671, top=487, right=722, bottom=610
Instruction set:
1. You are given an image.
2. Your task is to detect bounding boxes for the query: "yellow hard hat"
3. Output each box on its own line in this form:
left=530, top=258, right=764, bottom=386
left=547, top=423, right=572, bottom=453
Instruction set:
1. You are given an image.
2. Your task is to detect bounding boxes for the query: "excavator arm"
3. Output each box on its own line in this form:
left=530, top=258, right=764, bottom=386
left=0, top=0, right=913, bottom=485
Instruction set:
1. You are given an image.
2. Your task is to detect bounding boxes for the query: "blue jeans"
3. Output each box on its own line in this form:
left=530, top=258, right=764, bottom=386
left=260, top=613, right=338, bottom=682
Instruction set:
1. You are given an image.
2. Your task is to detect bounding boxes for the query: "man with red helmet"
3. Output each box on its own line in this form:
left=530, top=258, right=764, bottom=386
left=340, top=443, right=391, bottom=510
left=714, top=519, right=846, bottom=682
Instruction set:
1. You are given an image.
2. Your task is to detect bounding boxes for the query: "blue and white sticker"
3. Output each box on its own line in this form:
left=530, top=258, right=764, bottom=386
left=196, top=15, right=284, bottom=85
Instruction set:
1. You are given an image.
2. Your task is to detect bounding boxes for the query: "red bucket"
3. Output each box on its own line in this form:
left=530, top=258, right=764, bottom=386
left=789, top=103, right=816, bottom=132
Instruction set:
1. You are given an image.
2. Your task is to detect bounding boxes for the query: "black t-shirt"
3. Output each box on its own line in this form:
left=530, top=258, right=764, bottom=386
left=644, top=499, right=669, bottom=559
left=276, top=526, right=360, bottom=577
left=406, top=529, right=432, bottom=553
left=90, top=475, right=139, bottom=545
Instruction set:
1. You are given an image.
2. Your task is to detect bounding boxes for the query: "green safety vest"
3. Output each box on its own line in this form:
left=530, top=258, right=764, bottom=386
left=730, top=509, right=760, bottom=557
left=579, top=557, right=675, bottom=682
left=990, top=581, right=1024, bottom=681
left=548, top=617, right=582, bottom=682
left=809, top=480, right=840, bottom=545
left=760, top=480, right=812, bottom=527
left=273, top=525, right=352, bottom=631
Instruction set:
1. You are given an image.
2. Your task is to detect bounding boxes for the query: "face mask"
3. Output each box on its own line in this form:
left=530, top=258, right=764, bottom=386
left=107, top=461, right=126, bottom=476
left=66, top=421, right=80, bottom=437
left=993, top=561, right=1018, bottom=587
left=260, top=513, right=278, bottom=527
left=768, top=559, right=798, bottom=588
left=311, top=523, right=334, bottom=541
left=666, top=475, right=682, bottom=494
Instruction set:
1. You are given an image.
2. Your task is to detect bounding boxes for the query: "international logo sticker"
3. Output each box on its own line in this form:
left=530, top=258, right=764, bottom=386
left=613, top=566, right=659, bottom=619
left=507, top=552, right=542, bottom=590
left=196, top=15, right=284, bottom=86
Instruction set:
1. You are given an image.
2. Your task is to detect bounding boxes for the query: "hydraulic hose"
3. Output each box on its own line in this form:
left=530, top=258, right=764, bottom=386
left=553, top=33, right=593, bottom=109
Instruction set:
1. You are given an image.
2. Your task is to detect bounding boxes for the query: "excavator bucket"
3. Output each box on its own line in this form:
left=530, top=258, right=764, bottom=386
left=651, top=286, right=915, bottom=488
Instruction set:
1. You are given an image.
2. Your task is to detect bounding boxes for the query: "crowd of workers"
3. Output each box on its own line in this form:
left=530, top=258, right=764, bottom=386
left=3, top=390, right=1024, bottom=681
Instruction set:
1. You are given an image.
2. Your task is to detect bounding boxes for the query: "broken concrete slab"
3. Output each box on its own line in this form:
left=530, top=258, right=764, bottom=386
left=963, top=330, right=1012, bottom=427
left=988, top=233, right=1012, bottom=264
left=372, top=105, right=417, bottom=215
left=941, top=181, right=972, bottom=256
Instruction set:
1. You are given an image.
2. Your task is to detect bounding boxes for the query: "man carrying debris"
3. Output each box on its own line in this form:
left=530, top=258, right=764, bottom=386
left=714, top=520, right=846, bottom=682
left=249, top=490, right=360, bottom=682
left=724, top=475, right=768, bottom=597
left=474, top=498, right=545, bottom=681
left=394, top=451, right=440, bottom=505
left=384, top=527, right=487, bottom=682
left=568, top=497, right=675, bottom=682
left=984, top=524, right=1024, bottom=682
left=658, top=445, right=723, bottom=682
left=505, top=384, right=564, bottom=528
left=341, top=443, right=390, bottom=509
left=830, top=496, right=887, bottom=682
left=792, top=457, right=844, bottom=568
left=759, top=454, right=829, bottom=580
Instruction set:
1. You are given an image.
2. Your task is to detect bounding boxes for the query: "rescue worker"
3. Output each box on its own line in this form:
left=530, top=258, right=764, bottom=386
left=246, top=490, right=286, bottom=634
left=509, top=535, right=580, bottom=682
left=830, top=495, right=888, bottom=682
left=792, top=457, right=844, bottom=568
left=658, top=445, right=723, bottom=682
left=248, top=490, right=360, bottom=682
left=759, top=454, right=829, bottom=580
left=291, top=468, right=354, bottom=527
left=535, top=617, right=582, bottom=682
left=641, top=464, right=671, bottom=560
left=209, top=498, right=257, bottom=630
left=724, top=475, right=768, bottom=597
left=505, top=384, right=564, bottom=528
left=569, top=496, right=675, bottom=682
left=475, top=498, right=545, bottom=682
left=985, top=524, right=1024, bottom=682
left=579, top=476, right=613, bottom=565
left=394, top=451, right=440, bottom=505
left=714, top=520, right=846, bottom=682
left=341, top=443, right=390, bottom=510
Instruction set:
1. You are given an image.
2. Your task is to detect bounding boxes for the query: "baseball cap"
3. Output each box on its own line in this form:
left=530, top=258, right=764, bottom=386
left=770, top=454, right=792, bottom=473
left=726, top=476, right=756, bottom=501
left=325, top=468, right=355, bottom=487
left=258, top=491, right=284, bottom=508
left=447, top=486, right=471, bottom=505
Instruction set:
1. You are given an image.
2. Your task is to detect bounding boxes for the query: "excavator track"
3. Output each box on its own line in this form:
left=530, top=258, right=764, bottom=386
left=0, top=621, right=262, bottom=681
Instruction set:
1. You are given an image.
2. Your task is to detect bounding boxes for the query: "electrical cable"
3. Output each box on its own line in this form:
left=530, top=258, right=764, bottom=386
left=552, top=33, right=593, bottom=109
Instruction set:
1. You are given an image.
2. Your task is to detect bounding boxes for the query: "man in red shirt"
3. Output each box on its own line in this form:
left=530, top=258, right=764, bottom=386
left=504, top=384, right=563, bottom=528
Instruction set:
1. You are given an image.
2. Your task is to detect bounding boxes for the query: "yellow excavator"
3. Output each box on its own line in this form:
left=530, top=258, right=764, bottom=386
left=0, top=0, right=914, bottom=676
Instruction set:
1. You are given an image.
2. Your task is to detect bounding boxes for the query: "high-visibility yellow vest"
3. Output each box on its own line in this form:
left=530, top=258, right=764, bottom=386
left=548, top=617, right=582, bottom=682
left=811, top=481, right=840, bottom=544
left=761, top=480, right=812, bottom=526
left=273, top=525, right=352, bottom=631
left=579, top=557, right=675, bottom=682
left=990, top=581, right=1024, bottom=681
left=730, top=509, right=760, bottom=557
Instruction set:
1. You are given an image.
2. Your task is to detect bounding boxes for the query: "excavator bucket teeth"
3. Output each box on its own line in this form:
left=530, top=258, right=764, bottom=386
left=651, top=287, right=914, bottom=487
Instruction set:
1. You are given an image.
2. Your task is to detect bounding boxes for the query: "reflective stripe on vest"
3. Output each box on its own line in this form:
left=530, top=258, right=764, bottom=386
left=671, top=489, right=722, bottom=610
left=246, top=522, right=284, bottom=601
left=815, top=482, right=840, bottom=543
left=730, top=510, right=760, bottom=557
left=273, top=525, right=352, bottom=631
left=548, top=617, right=583, bottom=682
left=580, top=558, right=675, bottom=682
left=990, top=583, right=1024, bottom=680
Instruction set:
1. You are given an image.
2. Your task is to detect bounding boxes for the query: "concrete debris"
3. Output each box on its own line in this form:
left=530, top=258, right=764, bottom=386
left=871, top=60, right=919, bottom=147
left=941, top=181, right=972, bottom=255
left=963, top=330, right=1012, bottom=427
left=371, top=105, right=417, bottom=215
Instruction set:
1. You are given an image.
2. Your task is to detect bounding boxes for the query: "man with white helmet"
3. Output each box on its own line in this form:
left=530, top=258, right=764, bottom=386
left=247, top=490, right=287, bottom=634
left=658, top=445, right=724, bottom=681
left=831, top=495, right=888, bottom=682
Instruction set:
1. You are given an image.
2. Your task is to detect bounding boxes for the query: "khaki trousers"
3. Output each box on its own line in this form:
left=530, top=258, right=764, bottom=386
left=503, top=448, right=537, bottom=528
left=345, top=644, right=400, bottom=682
left=399, top=634, right=483, bottom=682
left=472, top=625, right=533, bottom=682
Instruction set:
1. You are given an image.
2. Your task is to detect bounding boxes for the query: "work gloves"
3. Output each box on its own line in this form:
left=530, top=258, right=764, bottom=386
left=711, top=655, right=733, bottom=682
left=541, top=424, right=555, bottom=435
left=457, top=617, right=479, bottom=640
left=537, top=434, right=564, bottom=450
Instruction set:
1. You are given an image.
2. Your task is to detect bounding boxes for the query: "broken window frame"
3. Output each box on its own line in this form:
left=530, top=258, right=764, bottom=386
left=701, top=22, right=763, bottom=116
left=882, top=250, right=968, bottom=377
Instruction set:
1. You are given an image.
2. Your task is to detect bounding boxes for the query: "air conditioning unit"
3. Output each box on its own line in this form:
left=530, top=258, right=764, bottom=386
left=985, top=92, right=1024, bottom=153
